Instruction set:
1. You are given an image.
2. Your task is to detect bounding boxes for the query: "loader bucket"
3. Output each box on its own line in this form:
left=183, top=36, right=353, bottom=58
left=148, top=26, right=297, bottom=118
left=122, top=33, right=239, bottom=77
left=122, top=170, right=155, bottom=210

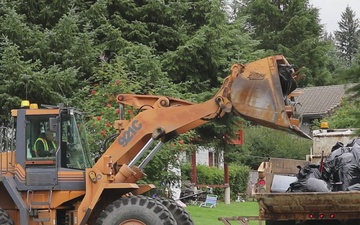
left=229, top=55, right=311, bottom=139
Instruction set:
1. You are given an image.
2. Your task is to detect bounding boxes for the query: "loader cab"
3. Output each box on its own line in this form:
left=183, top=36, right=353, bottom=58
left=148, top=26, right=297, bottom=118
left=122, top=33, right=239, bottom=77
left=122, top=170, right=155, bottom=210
left=12, top=102, right=92, bottom=190
left=23, top=109, right=92, bottom=169
left=58, top=109, right=93, bottom=169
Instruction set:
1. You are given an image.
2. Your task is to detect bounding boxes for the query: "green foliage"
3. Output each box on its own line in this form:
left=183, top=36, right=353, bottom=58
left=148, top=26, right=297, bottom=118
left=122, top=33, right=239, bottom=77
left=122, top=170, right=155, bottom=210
left=117, top=44, right=180, bottom=96
left=316, top=98, right=360, bottom=130
left=241, top=0, right=322, bottom=49
left=0, top=37, right=78, bottom=124
left=334, top=6, right=360, bottom=66
left=196, top=164, right=224, bottom=185
left=240, top=0, right=333, bottom=87
left=234, top=125, right=312, bottom=169
left=76, top=54, right=195, bottom=191
left=0, top=1, right=98, bottom=125
left=141, top=138, right=191, bottom=189
left=75, top=58, right=129, bottom=153
left=279, top=38, right=334, bottom=86
left=160, top=0, right=264, bottom=93
left=0, top=0, right=355, bottom=194
left=17, top=0, right=77, bottom=28
left=228, top=163, right=251, bottom=196
left=181, top=163, right=250, bottom=200
left=77, top=54, right=183, bottom=152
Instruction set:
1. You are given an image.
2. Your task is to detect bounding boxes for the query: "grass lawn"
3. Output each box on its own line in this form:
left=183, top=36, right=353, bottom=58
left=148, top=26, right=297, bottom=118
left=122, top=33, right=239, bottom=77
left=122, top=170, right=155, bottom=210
left=185, top=201, right=261, bottom=225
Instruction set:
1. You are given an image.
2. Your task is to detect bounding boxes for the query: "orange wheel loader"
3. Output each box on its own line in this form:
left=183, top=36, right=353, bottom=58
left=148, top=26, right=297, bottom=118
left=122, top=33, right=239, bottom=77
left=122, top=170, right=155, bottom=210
left=0, top=55, right=309, bottom=225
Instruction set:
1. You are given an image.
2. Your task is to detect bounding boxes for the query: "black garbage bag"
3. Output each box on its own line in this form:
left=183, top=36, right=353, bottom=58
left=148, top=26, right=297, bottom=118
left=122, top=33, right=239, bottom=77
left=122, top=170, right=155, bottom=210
left=287, top=177, right=330, bottom=192
left=287, top=164, right=330, bottom=192
left=335, top=152, right=360, bottom=191
left=331, top=141, right=344, bottom=152
left=346, top=138, right=360, bottom=147
left=347, top=183, right=360, bottom=191
left=296, top=164, right=322, bottom=179
left=322, top=139, right=360, bottom=191
left=349, top=140, right=360, bottom=165
left=322, top=145, right=349, bottom=182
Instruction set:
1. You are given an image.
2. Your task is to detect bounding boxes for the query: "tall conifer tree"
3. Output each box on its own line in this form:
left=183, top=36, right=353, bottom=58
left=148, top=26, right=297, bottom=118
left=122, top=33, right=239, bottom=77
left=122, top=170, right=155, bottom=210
left=335, top=6, right=360, bottom=66
left=239, top=0, right=333, bottom=86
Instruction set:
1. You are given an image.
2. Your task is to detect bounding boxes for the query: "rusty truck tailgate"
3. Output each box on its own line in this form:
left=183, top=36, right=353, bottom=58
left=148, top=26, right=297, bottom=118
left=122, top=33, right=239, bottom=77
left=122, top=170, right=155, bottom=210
left=255, top=191, right=360, bottom=220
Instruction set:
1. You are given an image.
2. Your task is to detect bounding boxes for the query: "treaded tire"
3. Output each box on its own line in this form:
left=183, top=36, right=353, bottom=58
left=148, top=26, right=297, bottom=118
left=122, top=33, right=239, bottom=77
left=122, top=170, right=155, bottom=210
left=95, top=195, right=176, bottom=225
left=0, top=208, right=14, bottom=225
left=159, top=198, right=194, bottom=225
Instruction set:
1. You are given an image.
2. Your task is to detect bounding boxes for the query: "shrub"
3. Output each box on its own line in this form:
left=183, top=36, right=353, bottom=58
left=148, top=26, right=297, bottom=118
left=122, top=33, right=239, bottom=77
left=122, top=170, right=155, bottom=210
left=181, top=163, right=250, bottom=200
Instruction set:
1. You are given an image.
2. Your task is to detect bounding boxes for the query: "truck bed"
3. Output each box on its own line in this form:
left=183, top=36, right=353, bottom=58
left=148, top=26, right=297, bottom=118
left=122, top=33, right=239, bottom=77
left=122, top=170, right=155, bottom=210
left=255, top=191, right=360, bottom=221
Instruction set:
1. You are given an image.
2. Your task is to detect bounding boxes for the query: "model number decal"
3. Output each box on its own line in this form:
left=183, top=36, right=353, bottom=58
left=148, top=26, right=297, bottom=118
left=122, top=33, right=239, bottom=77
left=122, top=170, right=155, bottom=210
left=248, top=71, right=265, bottom=80
left=118, top=120, right=142, bottom=147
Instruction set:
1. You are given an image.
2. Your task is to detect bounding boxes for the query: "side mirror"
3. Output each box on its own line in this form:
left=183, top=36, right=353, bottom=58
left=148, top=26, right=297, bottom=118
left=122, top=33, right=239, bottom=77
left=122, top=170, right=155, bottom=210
left=49, top=117, right=58, bottom=132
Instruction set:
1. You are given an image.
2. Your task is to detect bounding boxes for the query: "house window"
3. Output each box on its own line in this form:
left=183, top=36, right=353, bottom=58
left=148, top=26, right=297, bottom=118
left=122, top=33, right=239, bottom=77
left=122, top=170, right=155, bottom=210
left=208, top=151, right=213, bottom=167
left=214, top=152, right=219, bottom=167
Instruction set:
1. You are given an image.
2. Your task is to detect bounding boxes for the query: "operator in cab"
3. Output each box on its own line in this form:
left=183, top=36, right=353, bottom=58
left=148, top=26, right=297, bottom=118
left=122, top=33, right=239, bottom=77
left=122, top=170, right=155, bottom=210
left=32, top=129, right=57, bottom=157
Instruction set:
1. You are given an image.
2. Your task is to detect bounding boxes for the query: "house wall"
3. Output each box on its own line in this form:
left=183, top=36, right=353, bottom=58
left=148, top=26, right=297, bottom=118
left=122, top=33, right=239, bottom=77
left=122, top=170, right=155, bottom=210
left=196, top=147, right=210, bottom=165
left=179, top=146, right=224, bottom=168
left=196, top=146, right=224, bottom=168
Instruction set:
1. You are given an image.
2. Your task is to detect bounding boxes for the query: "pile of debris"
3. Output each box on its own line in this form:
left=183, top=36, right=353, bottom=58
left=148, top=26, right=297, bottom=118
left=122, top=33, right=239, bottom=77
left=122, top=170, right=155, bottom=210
left=287, top=138, right=360, bottom=192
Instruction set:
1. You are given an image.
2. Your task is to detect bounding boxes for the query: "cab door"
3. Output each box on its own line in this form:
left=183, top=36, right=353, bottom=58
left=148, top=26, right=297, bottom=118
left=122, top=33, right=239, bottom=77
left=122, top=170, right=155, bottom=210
left=16, top=110, right=59, bottom=190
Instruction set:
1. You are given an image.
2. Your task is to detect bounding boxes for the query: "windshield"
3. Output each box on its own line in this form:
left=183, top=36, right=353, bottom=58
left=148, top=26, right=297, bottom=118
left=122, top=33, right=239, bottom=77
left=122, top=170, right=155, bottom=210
left=61, top=109, right=93, bottom=169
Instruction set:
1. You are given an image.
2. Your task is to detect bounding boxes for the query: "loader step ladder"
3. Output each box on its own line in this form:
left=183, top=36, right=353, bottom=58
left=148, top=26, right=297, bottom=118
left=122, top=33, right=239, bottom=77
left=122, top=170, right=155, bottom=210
left=27, top=189, right=52, bottom=222
left=219, top=216, right=264, bottom=225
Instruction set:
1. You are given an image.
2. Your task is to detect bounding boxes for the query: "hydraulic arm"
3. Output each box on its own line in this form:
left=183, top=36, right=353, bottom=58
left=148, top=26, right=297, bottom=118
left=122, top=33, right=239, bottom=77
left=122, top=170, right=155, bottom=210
left=77, top=55, right=309, bottom=224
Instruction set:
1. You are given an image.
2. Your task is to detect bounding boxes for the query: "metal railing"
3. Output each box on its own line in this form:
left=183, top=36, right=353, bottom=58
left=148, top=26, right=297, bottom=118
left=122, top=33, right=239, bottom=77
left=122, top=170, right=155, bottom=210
left=0, top=126, right=16, bottom=174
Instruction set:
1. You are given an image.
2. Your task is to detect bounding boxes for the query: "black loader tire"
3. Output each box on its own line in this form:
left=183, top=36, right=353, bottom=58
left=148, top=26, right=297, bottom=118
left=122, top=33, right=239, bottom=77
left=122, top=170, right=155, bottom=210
left=159, top=198, right=194, bottom=225
left=95, top=195, right=176, bottom=225
left=0, top=208, right=14, bottom=225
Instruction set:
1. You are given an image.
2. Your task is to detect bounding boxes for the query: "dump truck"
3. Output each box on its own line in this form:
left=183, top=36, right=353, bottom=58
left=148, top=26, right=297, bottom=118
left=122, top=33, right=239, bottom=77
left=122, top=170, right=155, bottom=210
left=0, top=55, right=308, bottom=225
left=252, top=125, right=360, bottom=225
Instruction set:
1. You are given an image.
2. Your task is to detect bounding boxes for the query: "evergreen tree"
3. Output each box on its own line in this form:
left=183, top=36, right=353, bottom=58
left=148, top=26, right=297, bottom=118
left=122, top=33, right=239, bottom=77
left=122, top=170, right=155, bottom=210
left=334, top=6, right=360, bottom=66
left=331, top=15, right=360, bottom=134
left=0, top=0, right=266, bottom=169
left=321, top=33, right=347, bottom=83
left=239, top=0, right=333, bottom=87
left=0, top=37, right=78, bottom=124
left=0, top=2, right=94, bottom=124
left=0, top=0, right=262, bottom=108
left=97, top=0, right=263, bottom=94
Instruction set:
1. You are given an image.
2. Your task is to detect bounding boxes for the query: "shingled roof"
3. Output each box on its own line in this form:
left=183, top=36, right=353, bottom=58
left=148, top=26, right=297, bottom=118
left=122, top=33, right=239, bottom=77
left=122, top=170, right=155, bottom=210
left=294, top=84, right=351, bottom=118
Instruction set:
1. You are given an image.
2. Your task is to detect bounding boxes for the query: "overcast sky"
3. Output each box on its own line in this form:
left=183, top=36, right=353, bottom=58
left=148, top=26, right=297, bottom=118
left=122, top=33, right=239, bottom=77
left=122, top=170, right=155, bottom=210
left=309, top=0, right=360, bottom=33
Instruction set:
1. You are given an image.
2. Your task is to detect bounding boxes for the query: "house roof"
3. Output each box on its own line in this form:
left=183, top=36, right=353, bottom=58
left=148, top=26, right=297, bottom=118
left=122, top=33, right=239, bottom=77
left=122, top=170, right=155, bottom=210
left=294, top=84, right=352, bottom=118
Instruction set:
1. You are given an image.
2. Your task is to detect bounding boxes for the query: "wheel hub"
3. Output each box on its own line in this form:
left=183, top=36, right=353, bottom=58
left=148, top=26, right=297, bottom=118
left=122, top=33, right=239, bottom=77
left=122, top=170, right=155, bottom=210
left=120, top=219, right=146, bottom=225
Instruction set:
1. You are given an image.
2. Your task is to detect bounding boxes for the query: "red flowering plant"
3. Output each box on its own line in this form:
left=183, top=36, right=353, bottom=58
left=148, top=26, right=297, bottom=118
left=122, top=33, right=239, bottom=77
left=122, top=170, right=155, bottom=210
left=80, top=58, right=135, bottom=156
left=78, top=53, right=206, bottom=191
left=80, top=54, right=186, bottom=157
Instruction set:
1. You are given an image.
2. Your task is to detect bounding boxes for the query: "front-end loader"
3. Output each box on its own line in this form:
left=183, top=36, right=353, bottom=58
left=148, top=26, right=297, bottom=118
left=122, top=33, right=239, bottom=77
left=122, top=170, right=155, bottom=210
left=0, top=55, right=309, bottom=225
